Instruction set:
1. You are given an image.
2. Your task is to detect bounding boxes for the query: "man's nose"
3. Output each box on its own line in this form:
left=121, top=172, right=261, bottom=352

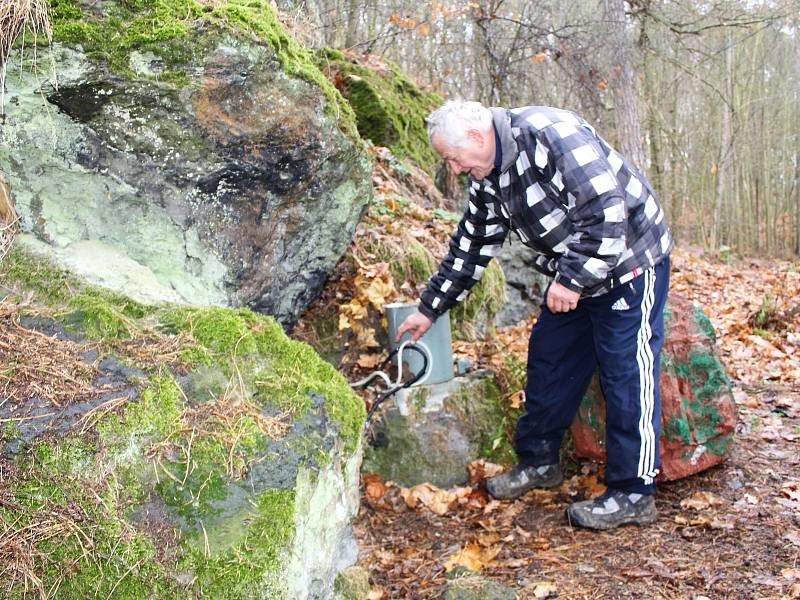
left=449, top=160, right=463, bottom=174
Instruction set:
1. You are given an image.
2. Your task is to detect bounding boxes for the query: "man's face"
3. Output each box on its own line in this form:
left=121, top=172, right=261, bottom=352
left=432, top=129, right=495, bottom=181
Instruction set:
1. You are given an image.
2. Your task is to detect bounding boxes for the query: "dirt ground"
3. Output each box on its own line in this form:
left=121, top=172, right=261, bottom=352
left=352, top=251, right=800, bottom=599
left=354, top=382, right=800, bottom=599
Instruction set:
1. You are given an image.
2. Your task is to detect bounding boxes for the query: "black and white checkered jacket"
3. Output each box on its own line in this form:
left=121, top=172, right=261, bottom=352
left=419, top=105, right=673, bottom=322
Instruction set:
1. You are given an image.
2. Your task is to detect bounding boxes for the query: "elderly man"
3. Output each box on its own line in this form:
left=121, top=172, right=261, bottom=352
left=396, top=101, right=672, bottom=530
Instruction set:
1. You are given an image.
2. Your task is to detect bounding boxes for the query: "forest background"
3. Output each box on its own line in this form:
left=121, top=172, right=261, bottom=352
left=281, top=0, right=800, bottom=258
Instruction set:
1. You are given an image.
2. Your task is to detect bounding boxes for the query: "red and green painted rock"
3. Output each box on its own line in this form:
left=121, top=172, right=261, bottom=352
left=570, top=294, right=737, bottom=481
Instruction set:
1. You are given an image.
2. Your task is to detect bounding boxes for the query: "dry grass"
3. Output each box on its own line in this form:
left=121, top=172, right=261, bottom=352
left=0, top=302, right=99, bottom=412
left=0, top=0, right=55, bottom=123
left=0, top=0, right=52, bottom=68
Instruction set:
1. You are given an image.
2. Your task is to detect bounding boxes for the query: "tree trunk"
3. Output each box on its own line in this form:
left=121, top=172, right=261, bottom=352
left=604, top=0, right=646, bottom=171
left=344, top=0, right=360, bottom=48
left=712, top=37, right=733, bottom=250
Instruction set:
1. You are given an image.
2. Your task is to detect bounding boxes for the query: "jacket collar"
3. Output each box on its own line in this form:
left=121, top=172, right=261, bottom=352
left=490, top=107, right=518, bottom=174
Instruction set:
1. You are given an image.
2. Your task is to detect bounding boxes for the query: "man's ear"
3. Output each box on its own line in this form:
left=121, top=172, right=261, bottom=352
left=466, top=128, right=485, bottom=146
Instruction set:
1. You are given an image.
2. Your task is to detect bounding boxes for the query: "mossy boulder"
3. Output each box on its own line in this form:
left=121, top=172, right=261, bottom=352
left=0, top=0, right=372, bottom=327
left=570, top=293, right=737, bottom=480
left=317, top=49, right=443, bottom=174
left=362, top=371, right=515, bottom=488
left=0, top=249, right=366, bottom=599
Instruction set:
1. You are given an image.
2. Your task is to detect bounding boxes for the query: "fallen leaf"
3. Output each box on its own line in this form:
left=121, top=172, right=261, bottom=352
left=356, top=353, right=382, bottom=369
left=443, top=542, right=501, bottom=572
left=400, top=483, right=456, bottom=515
left=782, top=567, right=800, bottom=580
left=680, top=491, right=726, bottom=510
left=467, top=459, right=505, bottom=485
left=363, top=474, right=388, bottom=505
left=531, top=582, right=558, bottom=598
left=784, top=530, right=800, bottom=547
left=781, top=481, right=800, bottom=501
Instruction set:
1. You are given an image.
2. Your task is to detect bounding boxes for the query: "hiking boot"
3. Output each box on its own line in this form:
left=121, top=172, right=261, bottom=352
left=485, top=464, right=563, bottom=499
left=566, top=489, right=657, bottom=530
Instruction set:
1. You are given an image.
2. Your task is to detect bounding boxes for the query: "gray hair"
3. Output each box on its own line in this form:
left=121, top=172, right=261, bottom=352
left=427, top=100, right=493, bottom=148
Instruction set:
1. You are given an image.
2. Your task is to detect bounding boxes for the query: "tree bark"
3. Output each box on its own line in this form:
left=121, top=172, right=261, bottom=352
left=604, top=0, right=646, bottom=171
left=712, top=36, right=733, bottom=250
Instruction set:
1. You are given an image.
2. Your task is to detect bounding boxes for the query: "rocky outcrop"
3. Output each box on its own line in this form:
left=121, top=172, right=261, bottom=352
left=570, top=294, right=737, bottom=480
left=0, top=2, right=372, bottom=328
left=0, top=247, right=366, bottom=599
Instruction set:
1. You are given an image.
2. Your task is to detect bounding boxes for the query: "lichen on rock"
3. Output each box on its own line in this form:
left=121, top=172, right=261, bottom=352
left=1, top=0, right=372, bottom=327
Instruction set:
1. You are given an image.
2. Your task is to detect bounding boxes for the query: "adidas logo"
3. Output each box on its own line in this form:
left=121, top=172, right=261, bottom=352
left=611, top=297, right=630, bottom=311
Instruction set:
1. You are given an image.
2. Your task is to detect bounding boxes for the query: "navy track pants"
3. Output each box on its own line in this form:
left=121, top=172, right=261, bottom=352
left=515, top=258, right=670, bottom=494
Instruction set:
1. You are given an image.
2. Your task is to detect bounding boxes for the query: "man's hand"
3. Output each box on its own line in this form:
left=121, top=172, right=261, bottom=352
left=396, top=312, right=433, bottom=342
left=547, top=281, right=580, bottom=313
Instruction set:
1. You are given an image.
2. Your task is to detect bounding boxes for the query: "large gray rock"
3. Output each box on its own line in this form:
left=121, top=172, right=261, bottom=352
left=0, top=17, right=371, bottom=327
left=494, top=240, right=552, bottom=327
left=362, top=372, right=513, bottom=488
left=0, top=295, right=366, bottom=599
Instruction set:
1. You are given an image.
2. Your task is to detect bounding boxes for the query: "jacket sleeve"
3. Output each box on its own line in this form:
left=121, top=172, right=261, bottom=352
left=537, top=123, right=627, bottom=294
left=419, top=183, right=508, bottom=321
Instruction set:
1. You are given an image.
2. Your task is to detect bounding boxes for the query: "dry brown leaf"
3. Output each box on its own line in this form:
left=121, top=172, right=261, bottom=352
left=400, top=483, right=457, bottom=515
left=780, top=481, right=800, bottom=501
left=363, top=474, right=388, bottom=505
left=356, top=353, right=382, bottom=369
left=443, top=542, right=501, bottom=572
left=680, top=491, right=726, bottom=510
left=784, top=530, right=800, bottom=547
left=510, top=390, right=525, bottom=408
left=531, top=582, right=558, bottom=598
left=467, top=459, right=505, bottom=485
left=782, top=568, right=800, bottom=580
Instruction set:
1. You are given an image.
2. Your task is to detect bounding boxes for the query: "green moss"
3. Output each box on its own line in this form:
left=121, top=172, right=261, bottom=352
left=162, top=307, right=365, bottom=455
left=49, top=0, right=205, bottom=82
left=46, top=0, right=358, bottom=137
left=0, top=243, right=73, bottom=304
left=2, top=450, right=179, bottom=598
left=451, top=260, right=507, bottom=341
left=211, top=2, right=358, bottom=138
left=155, top=415, right=268, bottom=527
left=32, top=436, right=96, bottom=475
left=98, top=371, right=185, bottom=453
left=161, top=307, right=259, bottom=357
left=317, top=48, right=442, bottom=172
left=183, top=488, right=295, bottom=599
left=0, top=244, right=156, bottom=340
